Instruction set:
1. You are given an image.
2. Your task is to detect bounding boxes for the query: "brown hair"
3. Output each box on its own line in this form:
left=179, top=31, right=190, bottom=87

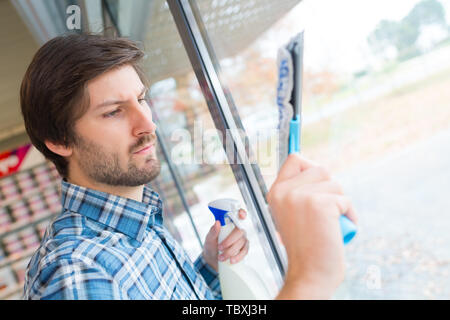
left=20, top=33, right=149, bottom=178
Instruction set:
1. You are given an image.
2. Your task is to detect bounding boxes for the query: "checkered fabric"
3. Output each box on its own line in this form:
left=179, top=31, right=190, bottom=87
left=23, top=180, right=221, bottom=300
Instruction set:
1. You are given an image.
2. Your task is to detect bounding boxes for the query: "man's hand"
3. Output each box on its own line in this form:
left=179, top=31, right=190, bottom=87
left=266, top=154, right=358, bottom=299
left=203, top=209, right=249, bottom=272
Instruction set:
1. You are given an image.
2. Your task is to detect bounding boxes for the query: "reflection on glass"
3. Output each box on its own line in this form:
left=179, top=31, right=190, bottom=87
left=197, top=0, right=450, bottom=299
left=11, top=0, right=83, bottom=44
left=106, top=0, right=280, bottom=297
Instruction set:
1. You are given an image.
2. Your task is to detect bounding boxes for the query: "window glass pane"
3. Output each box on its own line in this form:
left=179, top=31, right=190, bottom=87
left=197, top=0, right=450, bottom=299
left=195, top=0, right=302, bottom=188
left=107, top=0, right=280, bottom=297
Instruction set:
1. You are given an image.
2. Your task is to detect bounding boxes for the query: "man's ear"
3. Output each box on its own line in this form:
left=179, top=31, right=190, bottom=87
left=45, top=140, right=73, bottom=157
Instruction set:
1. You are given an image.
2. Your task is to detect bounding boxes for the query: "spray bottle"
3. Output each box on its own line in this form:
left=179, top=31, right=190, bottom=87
left=208, top=198, right=272, bottom=300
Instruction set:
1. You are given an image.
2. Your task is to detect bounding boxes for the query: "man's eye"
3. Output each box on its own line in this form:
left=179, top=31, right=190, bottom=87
left=138, top=98, right=146, bottom=105
left=103, top=109, right=121, bottom=118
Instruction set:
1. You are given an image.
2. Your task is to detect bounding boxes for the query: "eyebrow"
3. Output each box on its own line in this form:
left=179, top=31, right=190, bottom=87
left=94, top=87, right=147, bottom=110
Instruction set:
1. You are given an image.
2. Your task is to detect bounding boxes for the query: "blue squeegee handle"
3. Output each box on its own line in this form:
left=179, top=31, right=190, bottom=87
left=288, top=115, right=357, bottom=245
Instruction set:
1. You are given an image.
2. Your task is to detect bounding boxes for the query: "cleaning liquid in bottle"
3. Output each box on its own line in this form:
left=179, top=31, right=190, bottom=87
left=208, top=199, right=272, bottom=300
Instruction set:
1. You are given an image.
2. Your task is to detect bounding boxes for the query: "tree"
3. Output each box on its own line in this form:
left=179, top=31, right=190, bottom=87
left=367, top=0, right=448, bottom=60
left=407, top=0, right=446, bottom=27
left=396, top=15, right=420, bottom=53
left=368, top=19, right=400, bottom=56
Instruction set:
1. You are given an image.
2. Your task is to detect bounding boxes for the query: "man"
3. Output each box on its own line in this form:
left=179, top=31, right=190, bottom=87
left=20, top=34, right=357, bottom=300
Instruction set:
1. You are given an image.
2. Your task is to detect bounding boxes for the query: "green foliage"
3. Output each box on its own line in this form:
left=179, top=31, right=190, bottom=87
left=367, top=0, right=447, bottom=60
left=367, top=19, right=399, bottom=55
left=408, top=0, right=446, bottom=26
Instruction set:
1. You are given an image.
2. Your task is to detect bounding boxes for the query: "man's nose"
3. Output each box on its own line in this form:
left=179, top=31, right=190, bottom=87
left=130, top=100, right=157, bottom=137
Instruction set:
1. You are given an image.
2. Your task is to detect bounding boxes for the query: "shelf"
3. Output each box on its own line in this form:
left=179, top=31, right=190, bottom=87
left=0, top=180, right=60, bottom=208
left=0, top=162, right=62, bottom=300
left=0, top=246, right=37, bottom=270
left=0, top=210, right=58, bottom=241
left=0, top=161, right=54, bottom=182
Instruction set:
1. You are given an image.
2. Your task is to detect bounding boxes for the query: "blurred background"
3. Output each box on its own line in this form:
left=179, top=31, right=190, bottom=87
left=0, top=0, right=449, bottom=299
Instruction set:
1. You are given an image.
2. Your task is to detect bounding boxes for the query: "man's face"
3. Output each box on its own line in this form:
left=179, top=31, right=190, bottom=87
left=71, top=64, right=160, bottom=186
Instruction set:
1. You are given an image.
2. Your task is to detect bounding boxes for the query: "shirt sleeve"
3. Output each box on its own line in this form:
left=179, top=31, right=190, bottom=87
left=194, top=254, right=222, bottom=300
left=28, top=259, right=122, bottom=300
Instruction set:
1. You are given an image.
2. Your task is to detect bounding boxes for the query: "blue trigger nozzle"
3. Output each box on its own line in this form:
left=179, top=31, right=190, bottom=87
left=208, top=206, right=228, bottom=226
left=208, top=199, right=241, bottom=227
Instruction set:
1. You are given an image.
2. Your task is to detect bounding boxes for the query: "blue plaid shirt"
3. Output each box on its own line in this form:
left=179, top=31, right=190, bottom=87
left=23, top=180, right=221, bottom=300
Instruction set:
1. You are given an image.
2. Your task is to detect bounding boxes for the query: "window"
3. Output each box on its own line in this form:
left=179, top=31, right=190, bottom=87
left=195, top=0, right=450, bottom=299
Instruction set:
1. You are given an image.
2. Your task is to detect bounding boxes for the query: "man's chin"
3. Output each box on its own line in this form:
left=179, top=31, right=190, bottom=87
left=141, top=158, right=161, bottom=181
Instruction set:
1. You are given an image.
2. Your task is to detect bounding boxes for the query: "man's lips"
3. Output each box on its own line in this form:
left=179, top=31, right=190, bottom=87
left=133, top=144, right=154, bottom=154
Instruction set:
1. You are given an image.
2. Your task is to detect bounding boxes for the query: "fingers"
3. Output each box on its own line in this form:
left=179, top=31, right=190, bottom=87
left=317, top=194, right=358, bottom=225
left=268, top=159, right=358, bottom=225
left=238, top=209, right=247, bottom=220
left=218, top=227, right=246, bottom=251
left=276, top=154, right=319, bottom=182
left=278, top=165, right=334, bottom=190
left=230, top=240, right=249, bottom=264
left=300, top=180, right=345, bottom=196
left=267, top=163, right=337, bottom=207
left=218, top=225, right=249, bottom=263
left=219, top=237, right=248, bottom=262
left=336, top=195, right=358, bottom=225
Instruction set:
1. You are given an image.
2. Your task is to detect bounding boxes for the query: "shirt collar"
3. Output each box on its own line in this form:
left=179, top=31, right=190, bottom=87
left=60, top=179, right=163, bottom=242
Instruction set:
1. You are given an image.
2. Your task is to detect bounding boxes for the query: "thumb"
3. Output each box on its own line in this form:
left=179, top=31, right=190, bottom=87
left=209, top=220, right=221, bottom=239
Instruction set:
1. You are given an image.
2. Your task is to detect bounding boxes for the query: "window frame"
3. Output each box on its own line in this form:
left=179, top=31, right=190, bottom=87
left=167, top=0, right=287, bottom=286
